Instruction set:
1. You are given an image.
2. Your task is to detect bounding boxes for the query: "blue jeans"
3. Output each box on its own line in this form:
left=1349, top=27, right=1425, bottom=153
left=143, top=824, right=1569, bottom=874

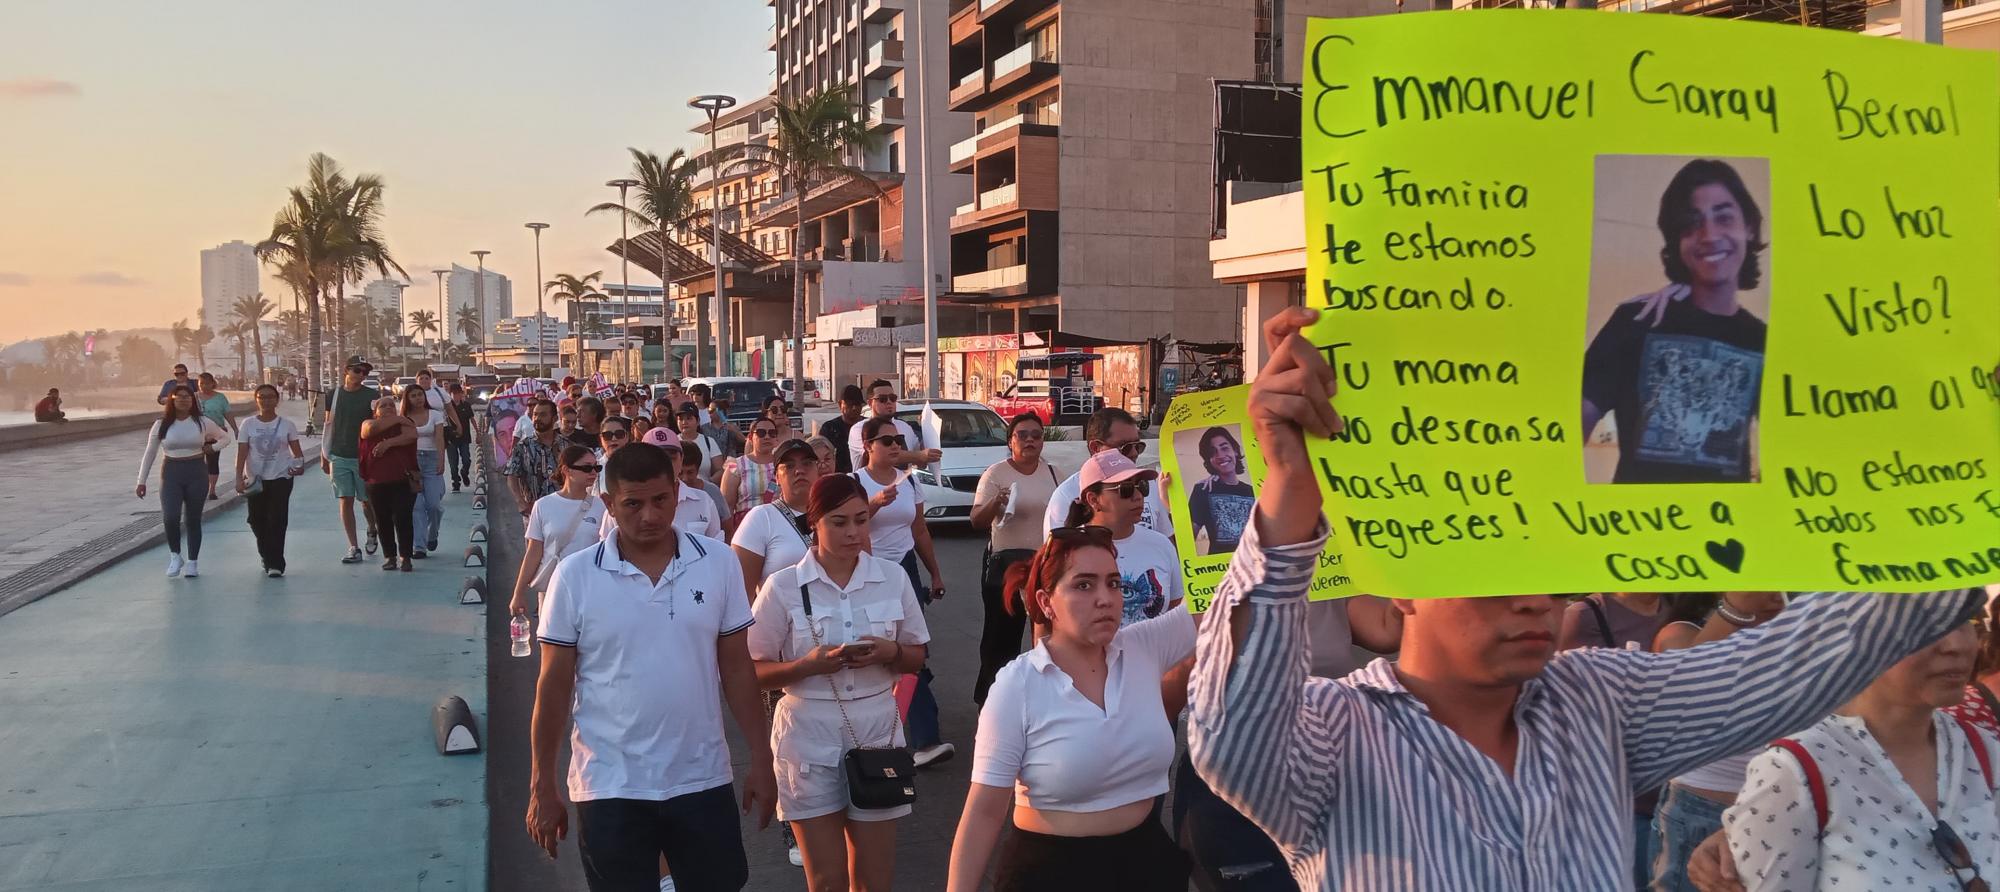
left=1650, top=783, right=1728, bottom=891
left=413, top=465, right=446, bottom=550
left=898, top=552, right=942, bottom=750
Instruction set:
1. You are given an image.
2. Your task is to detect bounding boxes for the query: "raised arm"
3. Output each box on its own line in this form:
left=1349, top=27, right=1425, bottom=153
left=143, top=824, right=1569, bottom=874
left=1187, top=306, right=1347, bottom=852
left=1591, top=587, right=1982, bottom=791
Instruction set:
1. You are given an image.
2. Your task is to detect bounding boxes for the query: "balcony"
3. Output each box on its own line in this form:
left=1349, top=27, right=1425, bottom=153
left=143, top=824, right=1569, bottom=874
left=865, top=38, right=904, bottom=79
left=869, top=96, right=904, bottom=129
left=947, top=111, right=1057, bottom=172
left=952, top=264, right=1027, bottom=293
left=948, top=132, right=980, bottom=166
left=767, top=25, right=777, bottom=50
left=949, top=68, right=986, bottom=110
left=979, top=182, right=1018, bottom=210
left=863, top=0, right=903, bottom=23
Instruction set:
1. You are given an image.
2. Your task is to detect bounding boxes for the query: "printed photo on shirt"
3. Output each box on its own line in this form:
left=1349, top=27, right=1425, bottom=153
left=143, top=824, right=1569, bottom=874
left=1173, top=423, right=1255, bottom=556
left=1581, top=155, right=1771, bottom=486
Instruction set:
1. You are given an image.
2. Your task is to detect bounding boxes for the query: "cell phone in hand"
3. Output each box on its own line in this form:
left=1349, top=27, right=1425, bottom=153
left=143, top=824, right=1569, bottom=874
left=839, top=642, right=876, bottom=657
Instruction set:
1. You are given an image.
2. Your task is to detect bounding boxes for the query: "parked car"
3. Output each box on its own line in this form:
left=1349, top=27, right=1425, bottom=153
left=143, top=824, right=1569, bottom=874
left=462, top=371, right=500, bottom=403
left=892, top=399, right=1012, bottom=525
left=681, top=376, right=794, bottom=434
left=774, top=377, right=823, bottom=406
left=392, top=376, right=418, bottom=395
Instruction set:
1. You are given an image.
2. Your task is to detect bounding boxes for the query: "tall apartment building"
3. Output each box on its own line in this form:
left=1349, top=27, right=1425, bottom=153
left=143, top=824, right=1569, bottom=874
left=199, top=240, right=260, bottom=332
left=444, top=264, right=512, bottom=343
left=942, top=0, right=1392, bottom=343
left=765, top=0, right=972, bottom=332
left=361, top=278, right=406, bottom=325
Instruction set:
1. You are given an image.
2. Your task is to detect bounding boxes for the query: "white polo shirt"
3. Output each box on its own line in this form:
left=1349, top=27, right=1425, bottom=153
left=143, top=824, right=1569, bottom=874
left=538, top=530, right=751, bottom=802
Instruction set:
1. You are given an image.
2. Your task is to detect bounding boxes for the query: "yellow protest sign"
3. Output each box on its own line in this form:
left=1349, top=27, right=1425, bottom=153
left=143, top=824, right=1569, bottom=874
left=1169, top=11, right=2000, bottom=599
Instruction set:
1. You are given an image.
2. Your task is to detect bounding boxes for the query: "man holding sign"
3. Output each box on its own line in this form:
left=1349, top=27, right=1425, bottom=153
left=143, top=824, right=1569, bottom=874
left=1185, top=305, right=1982, bottom=890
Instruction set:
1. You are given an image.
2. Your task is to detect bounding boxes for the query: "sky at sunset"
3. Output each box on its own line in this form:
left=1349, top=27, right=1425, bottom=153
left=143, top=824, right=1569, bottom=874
left=0, top=0, right=770, bottom=344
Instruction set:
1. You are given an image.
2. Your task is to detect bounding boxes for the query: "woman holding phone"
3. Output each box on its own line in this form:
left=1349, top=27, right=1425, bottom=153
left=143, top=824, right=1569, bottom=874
left=507, top=445, right=605, bottom=618
left=749, top=474, right=931, bottom=892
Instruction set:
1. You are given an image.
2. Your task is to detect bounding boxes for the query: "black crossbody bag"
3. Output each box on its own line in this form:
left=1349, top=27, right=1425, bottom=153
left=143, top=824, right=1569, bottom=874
left=799, top=581, right=916, bottom=809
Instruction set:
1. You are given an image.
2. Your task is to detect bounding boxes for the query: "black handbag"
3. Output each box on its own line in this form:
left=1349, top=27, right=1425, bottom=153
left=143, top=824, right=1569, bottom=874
left=800, top=582, right=916, bottom=810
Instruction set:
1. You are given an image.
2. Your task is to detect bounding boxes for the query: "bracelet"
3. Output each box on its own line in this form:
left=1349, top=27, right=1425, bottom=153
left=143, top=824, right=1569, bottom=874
left=1714, top=602, right=1758, bottom=626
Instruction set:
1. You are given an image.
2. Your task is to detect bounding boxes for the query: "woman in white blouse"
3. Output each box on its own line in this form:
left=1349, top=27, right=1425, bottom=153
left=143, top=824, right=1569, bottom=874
left=1723, top=618, right=1996, bottom=891
left=136, top=384, right=232, bottom=578
left=732, top=438, right=821, bottom=600
left=506, top=445, right=604, bottom=618
left=749, top=474, right=930, bottom=892
left=947, top=525, right=1194, bottom=892
left=402, top=385, right=449, bottom=559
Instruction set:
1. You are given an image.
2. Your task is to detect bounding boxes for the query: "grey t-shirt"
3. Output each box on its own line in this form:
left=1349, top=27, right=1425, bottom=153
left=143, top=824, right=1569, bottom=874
left=1557, top=595, right=1669, bottom=651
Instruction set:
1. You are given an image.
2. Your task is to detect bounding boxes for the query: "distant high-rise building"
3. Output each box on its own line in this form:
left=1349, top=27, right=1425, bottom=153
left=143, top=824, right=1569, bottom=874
left=445, top=264, right=512, bottom=343
left=362, top=278, right=407, bottom=322
left=200, top=240, right=260, bottom=334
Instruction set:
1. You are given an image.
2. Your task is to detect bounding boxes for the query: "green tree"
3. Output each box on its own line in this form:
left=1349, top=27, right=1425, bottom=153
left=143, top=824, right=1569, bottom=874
left=455, top=305, right=483, bottom=345
left=116, top=335, right=171, bottom=384
left=170, top=319, right=196, bottom=366
left=42, top=331, right=85, bottom=381
left=589, top=147, right=700, bottom=365
left=222, top=321, right=252, bottom=384
left=233, top=292, right=275, bottom=385
left=190, top=325, right=214, bottom=374
left=748, top=85, right=879, bottom=390
left=408, top=309, right=439, bottom=348
left=546, top=271, right=604, bottom=341
left=259, top=153, right=401, bottom=392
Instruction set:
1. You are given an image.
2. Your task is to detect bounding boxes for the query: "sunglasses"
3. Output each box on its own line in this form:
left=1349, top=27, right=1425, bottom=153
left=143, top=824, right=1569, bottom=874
left=602, top=429, right=630, bottom=440
left=1105, top=440, right=1147, bottom=459
left=1049, top=525, right=1116, bottom=546
left=1092, top=480, right=1151, bottom=499
left=568, top=463, right=602, bottom=474
left=1012, top=428, right=1045, bottom=440
left=1933, top=821, right=1991, bottom=892
left=752, top=427, right=779, bottom=437
left=870, top=434, right=907, bottom=448
left=871, top=394, right=898, bottom=403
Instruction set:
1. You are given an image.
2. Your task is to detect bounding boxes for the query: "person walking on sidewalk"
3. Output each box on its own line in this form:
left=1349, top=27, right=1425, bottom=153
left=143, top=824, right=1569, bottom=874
left=404, top=386, right=449, bottom=559
left=507, top=444, right=606, bottom=618
left=445, top=383, right=476, bottom=492
left=359, top=395, right=420, bottom=572
left=968, top=412, right=1060, bottom=706
left=526, top=443, right=777, bottom=890
left=234, top=383, right=305, bottom=578
left=196, top=372, right=236, bottom=500
left=136, top=384, right=232, bottom=578
left=156, top=363, right=192, bottom=405
left=853, top=415, right=952, bottom=769
left=324, top=357, right=381, bottom=563
left=504, top=399, right=570, bottom=521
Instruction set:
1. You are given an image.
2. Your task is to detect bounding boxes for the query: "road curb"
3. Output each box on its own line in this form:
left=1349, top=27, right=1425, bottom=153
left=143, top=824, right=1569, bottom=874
left=0, top=442, right=324, bottom=619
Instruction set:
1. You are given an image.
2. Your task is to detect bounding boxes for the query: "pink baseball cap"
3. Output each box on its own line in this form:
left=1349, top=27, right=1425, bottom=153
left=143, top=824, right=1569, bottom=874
left=1079, top=449, right=1158, bottom=490
left=641, top=427, right=677, bottom=447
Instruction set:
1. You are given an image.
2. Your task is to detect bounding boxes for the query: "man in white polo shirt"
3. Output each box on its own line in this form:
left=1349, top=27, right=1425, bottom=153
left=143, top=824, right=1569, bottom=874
left=527, top=443, right=775, bottom=891
left=844, top=379, right=941, bottom=472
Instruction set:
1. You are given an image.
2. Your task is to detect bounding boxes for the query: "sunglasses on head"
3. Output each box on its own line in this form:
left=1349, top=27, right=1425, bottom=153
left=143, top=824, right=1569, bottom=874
left=871, top=434, right=907, bottom=448
left=1049, top=525, right=1116, bottom=546
left=1092, top=480, right=1151, bottom=499
left=568, top=463, right=602, bottom=473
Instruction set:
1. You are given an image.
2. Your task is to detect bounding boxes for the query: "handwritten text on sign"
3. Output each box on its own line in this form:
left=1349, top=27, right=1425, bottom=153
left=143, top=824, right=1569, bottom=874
left=1280, top=12, right=2000, bottom=596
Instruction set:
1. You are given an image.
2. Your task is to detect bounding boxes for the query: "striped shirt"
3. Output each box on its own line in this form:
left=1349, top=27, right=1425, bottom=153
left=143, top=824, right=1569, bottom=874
left=1186, top=521, right=1981, bottom=892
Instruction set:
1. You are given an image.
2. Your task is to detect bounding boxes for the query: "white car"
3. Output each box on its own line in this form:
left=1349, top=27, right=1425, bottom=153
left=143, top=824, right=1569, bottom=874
left=890, top=400, right=1012, bottom=525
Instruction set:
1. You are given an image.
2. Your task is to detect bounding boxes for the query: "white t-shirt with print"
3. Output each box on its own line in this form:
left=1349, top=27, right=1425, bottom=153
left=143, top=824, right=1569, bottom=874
left=1111, top=527, right=1182, bottom=626
left=237, top=415, right=302, bottom=482
left=526, top=492, right=607, bottom=563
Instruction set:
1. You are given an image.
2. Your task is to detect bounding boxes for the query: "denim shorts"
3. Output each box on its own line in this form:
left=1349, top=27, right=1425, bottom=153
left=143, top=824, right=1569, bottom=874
left=328, top=455, right=368, bottom=500
left=1651, top=782, right=1729, bottom=892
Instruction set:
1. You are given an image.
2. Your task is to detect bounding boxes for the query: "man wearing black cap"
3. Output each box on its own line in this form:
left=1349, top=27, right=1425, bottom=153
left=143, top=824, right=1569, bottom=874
left=323, top=356, right=381, bottom=563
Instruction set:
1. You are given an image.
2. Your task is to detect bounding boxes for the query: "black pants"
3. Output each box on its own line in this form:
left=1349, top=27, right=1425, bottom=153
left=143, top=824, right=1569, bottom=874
left=160, top=456, right=207, bottom=558
left=364, top=480, right=415, bottom=559
left=574, top=785, right=749, bottom=892
left=446, top=438, right=471, bottom=486
left=245, top=477, right=295, bottom=572
left=994, top=814, right=1189, bottom=892
left=975, top=547, right=1035, bottom=705
left=1173, top=750, right=1297, bottom=891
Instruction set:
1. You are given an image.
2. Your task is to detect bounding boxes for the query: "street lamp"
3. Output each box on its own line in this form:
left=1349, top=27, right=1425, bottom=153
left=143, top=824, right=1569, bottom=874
left=690, top=93, right=738, bottom=378
left=606, top=177, right=642, bottom=382
left=431, top=268, right=449, bottom=364
left=525, top=222, right=550, bottom=378
left=471, top=249, right=491, bottom=369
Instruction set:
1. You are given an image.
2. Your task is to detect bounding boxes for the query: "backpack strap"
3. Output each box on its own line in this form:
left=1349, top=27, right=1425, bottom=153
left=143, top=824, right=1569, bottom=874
left=1585, top=596, right=1616, bottom=648
left=1952, top=713, right=1996, bottom=791
left=1771, top=738, right=1829, bottom=835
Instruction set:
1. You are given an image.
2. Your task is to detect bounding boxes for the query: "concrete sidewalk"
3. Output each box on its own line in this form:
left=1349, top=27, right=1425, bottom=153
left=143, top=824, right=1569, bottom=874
left=0, top=467, right=490, bottom=891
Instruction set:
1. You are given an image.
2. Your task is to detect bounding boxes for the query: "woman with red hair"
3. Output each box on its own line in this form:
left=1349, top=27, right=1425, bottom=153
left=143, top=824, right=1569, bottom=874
left=748, top=474, right=931, bottom=892
left=946, top=524, right=1196, bottom=891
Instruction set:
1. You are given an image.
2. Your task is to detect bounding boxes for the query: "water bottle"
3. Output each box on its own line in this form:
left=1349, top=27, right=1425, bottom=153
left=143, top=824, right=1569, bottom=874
left=510, top=615, right=532, bottom=657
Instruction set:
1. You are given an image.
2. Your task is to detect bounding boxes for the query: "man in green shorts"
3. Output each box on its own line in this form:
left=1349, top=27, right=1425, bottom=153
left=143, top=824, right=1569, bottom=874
left=323, top=356, right=381, bottom=563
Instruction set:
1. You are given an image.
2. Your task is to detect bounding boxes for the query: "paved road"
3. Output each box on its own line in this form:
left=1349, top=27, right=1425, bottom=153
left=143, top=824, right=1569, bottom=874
left=0, top=445, right=489, bottom=890
left=483, top=475, right=996, bottom=892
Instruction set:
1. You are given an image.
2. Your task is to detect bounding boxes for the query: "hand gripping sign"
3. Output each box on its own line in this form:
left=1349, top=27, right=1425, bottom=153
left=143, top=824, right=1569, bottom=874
left=1162, top=11, right=2000, bottom=601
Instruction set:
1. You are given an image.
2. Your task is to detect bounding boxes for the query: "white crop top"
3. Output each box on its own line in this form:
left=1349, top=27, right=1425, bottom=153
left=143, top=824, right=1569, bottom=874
left=137, top=416, right=231, bottom=485
left=412, top=410, right=442, bottom=451
left=971, top=605, right=1196, bottom=812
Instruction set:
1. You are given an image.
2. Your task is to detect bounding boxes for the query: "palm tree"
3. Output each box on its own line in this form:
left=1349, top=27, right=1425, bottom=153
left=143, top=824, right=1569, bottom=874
left=259, top=158, right=339, bottom=392
left=748, top=85, right=880, bottom=391
left=170, top=319, right=196, bottom=366
left=546, top=271, right=605, bottom=340
left=233, top=292, right=275, bottom=385
left=221, top=321, right=251, bottom=383
left=408, top=309, right=440, bottom=349
left=589, top=147, right=700, bottom=363
left=191, top=325, right=214, bottom=374
left=455, top=306, right=483, bottom=345
left=325, top=172, right=404, bottom=366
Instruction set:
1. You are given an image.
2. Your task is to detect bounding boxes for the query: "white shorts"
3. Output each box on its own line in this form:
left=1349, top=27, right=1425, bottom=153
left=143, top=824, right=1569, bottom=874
left=772, top=693, right=911, bottom=823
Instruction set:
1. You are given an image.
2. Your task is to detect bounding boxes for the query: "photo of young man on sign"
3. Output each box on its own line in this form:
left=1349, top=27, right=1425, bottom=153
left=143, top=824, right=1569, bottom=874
left=1582, top=156, right=1771, bottom=485
left=1177, top=424, right=1256, bottom=556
